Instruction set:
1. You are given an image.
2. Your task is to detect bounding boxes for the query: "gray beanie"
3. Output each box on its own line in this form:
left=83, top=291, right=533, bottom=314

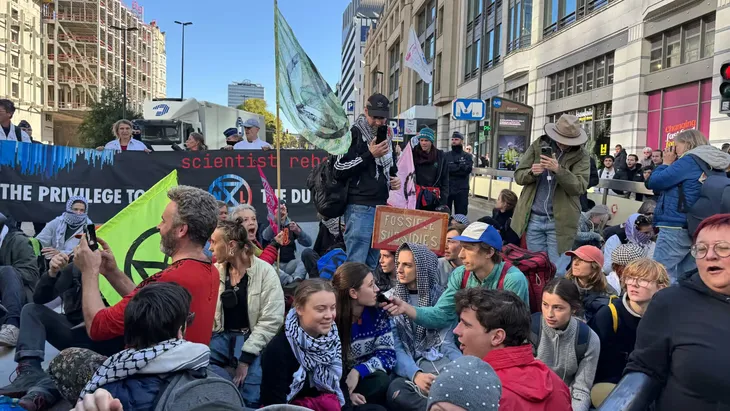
left=427, top=356, right=502, bottom=410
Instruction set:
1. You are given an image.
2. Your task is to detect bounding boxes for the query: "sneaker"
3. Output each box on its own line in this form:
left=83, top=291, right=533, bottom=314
left=0, top=364, right=46, bottom=398
left=18, top=390, right=54, bottom=411
left=0, top=325, right=19, bottom=347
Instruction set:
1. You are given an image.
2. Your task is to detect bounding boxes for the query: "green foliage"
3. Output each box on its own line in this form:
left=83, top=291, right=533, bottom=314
left=238, top=98, right=301, bottom=149
left=77, top=86, right=141, bottom=148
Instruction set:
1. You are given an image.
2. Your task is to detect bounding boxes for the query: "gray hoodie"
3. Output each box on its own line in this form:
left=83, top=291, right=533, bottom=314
left=687, top=144, right=730, bottom=170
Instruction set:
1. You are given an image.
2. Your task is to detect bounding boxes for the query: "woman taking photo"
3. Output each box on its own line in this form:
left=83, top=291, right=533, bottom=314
left=645, top=129, right=730, bottom=282
left=208, top=217, right=285, bottom=408
left=185, top=132, right=208, bottom=151
left=261, top=279, right=385, bottom=411
left=531, top=278, right=600, bottom=411
left=612, top=214, right=730, bottom=410
left=99, top=119, right=149, bottom=152
left=332, top=262, right=396, bottom=407
left=564, top=245, right=618, bottom=323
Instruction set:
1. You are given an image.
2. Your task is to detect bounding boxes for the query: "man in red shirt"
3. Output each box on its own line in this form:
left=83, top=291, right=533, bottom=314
left=75, top=185, right=220, bottom=345
left=453, top=288, right=572, bottom=411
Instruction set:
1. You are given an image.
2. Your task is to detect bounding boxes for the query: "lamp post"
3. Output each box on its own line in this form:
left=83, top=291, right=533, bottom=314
left=174, top=21, right=192, bottom=99
left=110, top=25, right=138, bottom=119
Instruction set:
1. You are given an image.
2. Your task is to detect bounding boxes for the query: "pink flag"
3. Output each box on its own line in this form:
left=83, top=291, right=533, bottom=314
left=387, top=145, right=417, bottom=209
left=258, top=165, right=280, bottom=235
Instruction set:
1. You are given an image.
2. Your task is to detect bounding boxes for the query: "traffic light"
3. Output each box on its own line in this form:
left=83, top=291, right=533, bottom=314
left=721, top=62, right=730, bottom=115
left=483, top=124, right=491, bottom=133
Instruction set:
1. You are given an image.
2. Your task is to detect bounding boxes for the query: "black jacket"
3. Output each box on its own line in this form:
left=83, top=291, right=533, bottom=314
left=0, top=229, right=39, bottom=293
left=445, top=147, right=473, bottom=193
left=413, top=147, right=449, bottom=208
left=624, top=273, right=730, bottom=410
left=334, top=127, right=390, bottom=207
left=313, top=222, right=345, bottom=256
left=616, top=164, right=642, bottom=183
left=33, top=264, right=83, bottom=324
left=614, top=149, right=628, bottom=171
left=590, top=295, right=641, bottom=384
left=491, top=208, right=520, bottom=246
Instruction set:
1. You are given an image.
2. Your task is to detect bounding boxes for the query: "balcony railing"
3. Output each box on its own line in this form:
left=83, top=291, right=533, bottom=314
left=56, top=13, right=98, bottom=23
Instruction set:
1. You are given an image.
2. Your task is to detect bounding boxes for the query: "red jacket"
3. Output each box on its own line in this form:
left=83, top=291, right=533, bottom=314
left=483, top=345, right=572, bottom=411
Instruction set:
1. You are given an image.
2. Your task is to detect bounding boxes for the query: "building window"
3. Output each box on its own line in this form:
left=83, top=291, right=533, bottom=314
left=548, top=52, right=614, bottom=101
left=428, top=0, right=436, bottom=27
left=416, top=80, right=433, bottom=106
left=434, top=53, right=442, bottom=93
left=11, top=55, right=19, bottom=68
left=388, top=45, right=400, bottom=96
left=505, top=84, right=528, bottom=104
left=437, top=6, right=444, bottom=37
left=543, top=0, right=615, bottom=37
left=507, top=0, right=532, bottom=54
left=11, top=82, right=19, bottom=98
left=11, top=9, right=18, bottom=20
left=464, top=0, right=502, bottom=81
left=10, top=29, right=19, bottom=43
left=648, top=13, right=715, bottom=73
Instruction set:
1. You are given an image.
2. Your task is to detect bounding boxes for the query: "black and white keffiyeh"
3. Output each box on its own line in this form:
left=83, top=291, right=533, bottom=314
left=284, top=308, right=345, bottom=405
left=394, top=243, right=445, bottom=358
left=354, top=114, right=393, bottom=181
left=79, top=339, right=210, bottom=400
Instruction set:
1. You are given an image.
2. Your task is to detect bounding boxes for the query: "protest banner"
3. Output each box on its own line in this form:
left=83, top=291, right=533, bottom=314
left=372, top=206, right=449, bottom=255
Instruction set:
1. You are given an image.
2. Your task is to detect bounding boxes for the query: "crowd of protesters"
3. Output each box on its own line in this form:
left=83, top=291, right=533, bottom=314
left=0, top=92, right=729, bottom=411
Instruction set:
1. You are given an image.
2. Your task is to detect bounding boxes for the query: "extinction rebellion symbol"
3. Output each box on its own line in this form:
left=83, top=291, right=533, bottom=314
left=124, top=227, right=170, bottom=282
left=209, top=174, right=253, bottom=207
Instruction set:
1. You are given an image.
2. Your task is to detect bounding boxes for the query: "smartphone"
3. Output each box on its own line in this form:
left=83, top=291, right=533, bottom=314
left=85, top=224, right=98, bottom=251
left=376, top=125, right=388, bottom=145
left=376, top=293, right=391, bottom=304
left=540, top=146, right=553, bottom=157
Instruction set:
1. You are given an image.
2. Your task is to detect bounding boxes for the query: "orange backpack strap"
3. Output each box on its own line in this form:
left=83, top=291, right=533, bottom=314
left=461, top=269, right=470, bottom=289
left=608, top=295, right=619, bottom=333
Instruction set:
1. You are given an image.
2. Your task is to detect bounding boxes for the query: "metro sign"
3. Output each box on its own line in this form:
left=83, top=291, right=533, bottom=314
left=452, top=98, right=486, bottom=121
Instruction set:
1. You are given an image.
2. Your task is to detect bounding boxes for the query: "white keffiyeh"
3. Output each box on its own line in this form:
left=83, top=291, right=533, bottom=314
left=353, top=114, right=393, bottom=182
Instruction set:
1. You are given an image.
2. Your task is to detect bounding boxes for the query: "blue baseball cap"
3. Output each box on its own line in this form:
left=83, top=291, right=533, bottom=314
left=451, top=222, right=503, bottom=251
left=242, top=118, right=261, bottom=129
left=223, top=127, right=240, bottom=138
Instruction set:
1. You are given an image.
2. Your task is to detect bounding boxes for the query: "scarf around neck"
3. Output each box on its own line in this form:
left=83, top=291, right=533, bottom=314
left=79, top=339, right=210, bottom=400
left=321, top=218, right=342, bottom=237
left=413, top=144, right=438, bottom=165
left=284, top=308, right=345, bottom=405
left=354, top=115, right=393, bottom=182
left=625, top=213, right=653, bottom=246
left=62, top=196, right=89, bottom=228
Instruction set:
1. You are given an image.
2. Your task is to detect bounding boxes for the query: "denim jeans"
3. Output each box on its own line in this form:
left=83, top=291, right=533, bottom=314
left=209, top=330, right=263, bottom=408
left=0, top=266, right=26, bottom=328
left=525, top=214, right=561, bottom=269
left=344, top=204, right=379, bottom=271
left=654, top=227, right=696, bottom=283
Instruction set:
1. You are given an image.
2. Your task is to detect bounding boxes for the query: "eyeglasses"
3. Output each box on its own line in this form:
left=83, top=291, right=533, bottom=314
left=623, top=276, right=653, bottom=288
left=690, top=242, right=730, bottom=259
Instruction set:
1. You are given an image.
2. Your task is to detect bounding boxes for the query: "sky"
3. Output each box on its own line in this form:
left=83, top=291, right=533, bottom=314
left=138, top=0, right=351, bottom=129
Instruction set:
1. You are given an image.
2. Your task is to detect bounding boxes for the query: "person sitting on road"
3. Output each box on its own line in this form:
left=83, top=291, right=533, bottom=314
left=606, top=243, right=648, bottom=293
left=381, top=222, right=528, bottom=332
left=0, top=212, right=39, bottom=348
left=574, top=204, right=610, bottom=249
left=208, top=217, right=285, bottom=407
left=437, top=224, right=465, bottom=288
left=263, top=202, right=313, bottom=285
left=602, top=213, right=655, bottom=275
left=425, top=356, right=502, bottom=411
left=77, top=282, right=244, bottom=411
left=333, top=262, right=396, bottom=407
left=386, top=243, right=462, bottom=411
left=99, top=119, right=149, bottom=152
left=531, top=278, right=600, bottom=411
left=374, top=250, right=396, bottom=293
left=229, top=204, right=284, bottom=265
left=301, top=215, right=345, bottom=279
left=564, top=246, right=618, bottom=324
left=35, top=196, right=92, bottom=257
left=492, top=189, right=520, bottom=246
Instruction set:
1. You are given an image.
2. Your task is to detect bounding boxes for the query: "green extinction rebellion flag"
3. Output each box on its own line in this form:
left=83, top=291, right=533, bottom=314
left=275, top=6, right=351, bottom=155
left=97, top=170, right=178, bottom=305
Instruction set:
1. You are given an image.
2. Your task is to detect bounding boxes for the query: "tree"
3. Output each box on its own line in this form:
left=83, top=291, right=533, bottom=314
left=77, top=86, right=142, bottom=148
left=238, top=98, right=300, bottom=149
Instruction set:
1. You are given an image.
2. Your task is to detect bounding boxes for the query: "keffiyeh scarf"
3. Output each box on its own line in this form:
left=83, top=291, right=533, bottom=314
left=354, top=114, right=393, bottom=182
left=284, top=308, right=345, bottom=405
left=54, top=196, right=89, bottom=248
left=625, top=213, right=653, bottom=246
left=79, top=339, right=210, bottom=400
left=394, top=243, right=445, bottom=359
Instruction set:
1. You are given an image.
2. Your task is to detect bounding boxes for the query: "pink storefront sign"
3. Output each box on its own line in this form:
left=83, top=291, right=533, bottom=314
left=646, top=79, right=712, bottom=149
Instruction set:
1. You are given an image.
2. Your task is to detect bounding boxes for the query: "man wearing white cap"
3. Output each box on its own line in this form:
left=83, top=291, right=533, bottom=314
left=233, top=118, right=271, bottom=150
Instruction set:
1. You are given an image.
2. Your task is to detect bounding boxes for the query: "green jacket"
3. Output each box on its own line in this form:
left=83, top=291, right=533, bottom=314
left=0, top=230, right=39, bottom=292
left=414, top=263, right=529, bottom=330
left=510, top=137, right=590, bottom=254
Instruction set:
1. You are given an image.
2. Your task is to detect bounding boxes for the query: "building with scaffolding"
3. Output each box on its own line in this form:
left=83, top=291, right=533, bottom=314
left=41, top=0, right=166, bottom=145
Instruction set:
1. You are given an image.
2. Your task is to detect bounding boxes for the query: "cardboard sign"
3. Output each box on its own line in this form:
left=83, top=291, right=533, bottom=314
left=372, top=206, right=449, bottom=255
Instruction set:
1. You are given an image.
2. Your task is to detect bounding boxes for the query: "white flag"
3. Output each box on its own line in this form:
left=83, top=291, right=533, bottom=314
left=404, top=27, right=432, bottom=84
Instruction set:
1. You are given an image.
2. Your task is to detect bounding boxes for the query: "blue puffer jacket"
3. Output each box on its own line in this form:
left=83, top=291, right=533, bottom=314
left=646, top=145, right=730, bottom=227
left=104, top=374, right=168, bottom=411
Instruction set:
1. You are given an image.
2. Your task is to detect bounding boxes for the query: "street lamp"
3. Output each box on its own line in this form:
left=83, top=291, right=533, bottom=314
left=174, top=21, right=192, bottom=99
left=110, top=25, right=138, bottom=119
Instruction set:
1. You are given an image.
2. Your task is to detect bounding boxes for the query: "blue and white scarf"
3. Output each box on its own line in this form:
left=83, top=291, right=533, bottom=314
left=284, top=308, right=345, bottom=405
left=52, top=196, right=90, bottom=249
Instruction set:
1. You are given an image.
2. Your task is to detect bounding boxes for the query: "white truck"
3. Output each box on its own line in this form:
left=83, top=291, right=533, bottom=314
left=135, top=98, right=266, bottom=151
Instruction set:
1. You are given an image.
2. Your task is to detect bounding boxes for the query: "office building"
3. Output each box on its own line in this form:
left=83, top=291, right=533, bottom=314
left=362, top=0, right=729, bottom=155
left=228, top=80, right=264, bottom=108
left=41, top=0, right=166, bottom=145
left=341, top=0, right=385, bottom=118
left=149, top=20, right=166, bottom=100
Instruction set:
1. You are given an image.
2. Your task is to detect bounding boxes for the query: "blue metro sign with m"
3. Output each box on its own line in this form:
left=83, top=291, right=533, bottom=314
left=452, top=99, right=486, bottom=121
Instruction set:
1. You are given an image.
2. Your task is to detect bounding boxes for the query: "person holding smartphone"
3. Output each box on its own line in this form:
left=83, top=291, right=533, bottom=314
left=510, top=114, right=590, bottom=270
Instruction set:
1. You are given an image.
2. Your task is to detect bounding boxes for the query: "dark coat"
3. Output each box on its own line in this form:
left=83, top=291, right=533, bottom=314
left=414, top=147, right=450, bottom=209
left=0, top=230, right=39, bottom=293
left=445, top=147, right=473, bottom=193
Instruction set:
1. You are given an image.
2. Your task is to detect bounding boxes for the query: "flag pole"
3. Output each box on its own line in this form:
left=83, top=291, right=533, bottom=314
left=396, top=22, right=405, bottom=143
left=274, top=0, right=282, bottom=277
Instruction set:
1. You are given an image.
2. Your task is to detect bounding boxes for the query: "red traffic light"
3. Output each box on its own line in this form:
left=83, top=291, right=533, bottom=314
left=723, top=63, right=730, bottom=80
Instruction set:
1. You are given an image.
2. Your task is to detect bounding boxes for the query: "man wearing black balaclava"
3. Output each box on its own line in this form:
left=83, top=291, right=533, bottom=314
left=445, top=131, right=473, bottom=215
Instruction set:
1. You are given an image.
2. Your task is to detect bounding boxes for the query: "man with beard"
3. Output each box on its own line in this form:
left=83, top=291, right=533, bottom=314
left=334, top=93, right=401, bottom=270
left=445, top=132, right=473, bottom=215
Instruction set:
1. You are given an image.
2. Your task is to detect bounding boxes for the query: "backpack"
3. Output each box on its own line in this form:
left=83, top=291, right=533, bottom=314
left=607, top=295, right=619, bottom=333
left=306, top=155, right=349, bottom=219
left=529, top=312, right=591, bottom=363
left=502, top=244, right=556, bottom=313
left=317, top=248, right=347, bottom=280
left=153, top=369, right=244, bottom=411
left=684, top=154, right=730, bottom=235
